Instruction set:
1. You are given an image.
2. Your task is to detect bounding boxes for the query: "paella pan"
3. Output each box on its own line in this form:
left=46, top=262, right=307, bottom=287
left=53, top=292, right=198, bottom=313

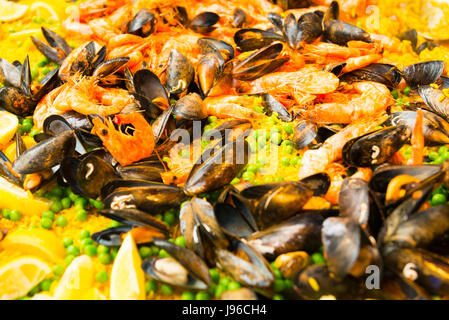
left=1, top=0, right=449, bottom=301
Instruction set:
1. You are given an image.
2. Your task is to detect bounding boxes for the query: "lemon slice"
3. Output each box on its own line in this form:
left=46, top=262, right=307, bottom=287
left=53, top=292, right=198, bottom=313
left=30, top=2, right=59, bottom=22
left=53, top=255, right=95, bottom=300
left=0, top=1, right=28, bottom=22
left=0, top=229, right=65, bottom=264
left=0, top=111, right=18, bottom=146
left=4, top=136, right=37, bottom=162
left=110, top=233, right=146, bottom=300
left=0, top=256, right=52, bottom=300
left=0, top=176, right=51, bottom=216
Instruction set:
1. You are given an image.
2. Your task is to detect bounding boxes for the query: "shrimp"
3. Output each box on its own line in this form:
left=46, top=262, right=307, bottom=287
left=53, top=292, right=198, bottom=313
left=246, top=65, right=340, bottom=106
left=34, top=76, right=134, bottom=129
left=300, top=81, right=393, bottom=124
left=161, top=140, right=202, bottom=185
left=323, top=163, right=347, bottom=205
left=407, top=109, right=424, bottom=166
left=91, top=112, right=155, bottom=166
left=341, top=53, right=382, bottom=73
left=203, top=95, right=265, bottom=120
left=298, top=117, right=386, bottom=179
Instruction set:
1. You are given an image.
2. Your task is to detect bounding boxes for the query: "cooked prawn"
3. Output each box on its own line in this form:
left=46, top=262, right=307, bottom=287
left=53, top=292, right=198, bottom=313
left=204, top=95, right=265, bottom=120
left=91, top=112, right=155, bottom=166
left=407, top=109, right=424, bottom=166
left=300, top=81, right=393, bottom=124
left=298, top=117, right=386, bottom=179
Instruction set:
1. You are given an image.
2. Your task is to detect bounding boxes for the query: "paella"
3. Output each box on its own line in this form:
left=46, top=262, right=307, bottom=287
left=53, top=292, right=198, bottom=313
left=1, top=0, right=449, bottom=301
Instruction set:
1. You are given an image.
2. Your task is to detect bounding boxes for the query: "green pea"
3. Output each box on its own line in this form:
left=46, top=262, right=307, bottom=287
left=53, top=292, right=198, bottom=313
left=281, top=140, right=293, bottom=148
left=254, top=106, right=264, bottom=114
left=74, top=197, right=87, bottom=209
left=390, top=89, right=399, bottom=99
left=219, top=277, right=231, bottom=287
left=145, top=280, right=157, bottom=294
left=37, top=58, right=48, bottom=67
left=68, top=191, right=79, bottom=202
left=283, top=279, right=293, bottom=290
left=41, top=67, right=51, bottom=75
left=37, top=75, right=45, bottom=83
left=431, top=193, right=447, bottom=206
left=230, top=177, right=241, bottom=185
left=2, top=209, right=11, bottom=219
left=50, top=201, right=63, bottom=213
left=110, top=247, right=119, bottom=260
left=31, top=68, right=39, bottom=80
left=28, top=285, right=40, bottom=296
left=84, top=245, right=97, bottom=257
left=79, top=230, right=90, bottom=239
left=97, top=252, right=111, bottom=265
left=434, top=156, right=445, bottom=165
left=56, top=215, right=68, bottom=227
left=283, top=122, right=293, bottom=134
left=273, top=294, right=284, bottom=300
left=76, top=209, right=88, bottom=222
left=163, top=211, right=176, bottom=226
left=65, top=254, right=75, bottom=266
left=41, top=217, right=53, bottom=229
left=96, top=271, right=109, bottom=283
left=181, top=291, right=195, bottom=300
left=139, top=246, right=152, bottom=259
left=97, top=245, right=109, bottom=254
left=272, top=267, right=283, bottom=279
left=53, top=265, right=64, bottom=277
left=311, top=252, right=326, bottom=265
left=159, top=249, right=170, bottom=258
left=246, top=164, right=259, bottom=174
left=175, top=236, right=186, bottom=248
left=214, top=284, right=226, bottom=298
left=208, top=116, right=218, bottom=123
left=439, top=146, right=449, bottom=155
left=429, top=151, right=439, bottom=161
left=291, top=156, right=300, bottom=166
left=42, top=210, right=55, bottom=221
left=161, top=284, right=174, bottom=296
left=281, top=156, right=291, bottom=167
left=50, top=186, right=64, bottom=197
left=61, top=197, right=71, bottom=209
left=151, top=246, right=160, bottom=256
left=270, top=132, right=282, bottom=145
left=62, top=238, right=73, bottom=248
left=21, top=122, right=32, bottom=133
left=227, top=281, right=241, bottom=291
left=67, top=245, right=80, bottom=256
left=209, top=269, right=220, bottom=283
left=109, top=220, right=121, bottom=228
left=284, top=145, right=293, bottom=154
left=40, top=279, right=52, bottom=292
left=89, top=199, right=104, bottom=210
left=195, top=291, right=210, bottom=300
left=263, top=176, right=274, bottom=183
left=242, top=171, right=255, bottom=181
left=272, top=279, right=286, bottom=292
left=9, top=209, right=21, bottom=221
left=403, top=86, right=411, bottom=96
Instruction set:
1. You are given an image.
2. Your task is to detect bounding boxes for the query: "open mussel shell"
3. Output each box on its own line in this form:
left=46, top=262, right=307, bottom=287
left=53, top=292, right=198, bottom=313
left=283, top=12, right=322, bottom=50
left=59, top=41, right=97, bottom=80
left=293, top=120, right=317, bottom=150
left=133, top=69, right=169, bottom=108
left=383, top=246, right=449, bottom=296
left=12, top=131, right=75, bottom=174
left=189, top=12, right=220, bottom=34
left=242, top=181, right=313, bottom=229
left=339, top=178, right=370, bottom=227
left=386, top=204, right=449, bottom=249
left=342, top=125, right=411, bottom=167
left=402, top=60, right=444, bottom=89
left=215, top=238, right=274, bottom=288
left=116, top=161, right=164, bottom=182
left=43, top=114, right=73, bottom=135
left=0, top=86, right=36, bottom=116
left=384, top=110, right=449, bottom=145
left=418, top=83, right=449, bottom=120
left=234, top=28, right=284, bottom=52
left=340, top=63, right=402, bottom=89
left=103, top=182, right=186, bottom=214
left=173, top=93, right=207, bottom=120
left=91, top=225, right=133, bottom=247
left=0, top=58, right=21, bottom=88
left=184, top=139, right=249, bottom=195
left=369, top=164, right=442, bottom=194
left=31, top=27, right=71, bottom=65
left=215, top=203, right=255, bottom=238
left=99, top=208, right=169, bottom=233
left=165, top=49, right=194, bottom=95
left=267, top=12, right=283, bottom=32
left=323, top=20, right=371, bottom=46
left=127, top=8, right=156, bottom=37
left=197, top=37, right=234, bottom=61
left=261, top=93, right=292, bottom=122
left=294, top=264, right=363, bottom=300
left=380, top=272, right=431, bottom=300
left=232, top=8, right=246, bottom=28
left=145, top=238, right=212, bottom=289
left=248, top=212, right=324, bottom=260
left=300, top=173, right=331, bottom=197
left=322, top=217, right=361, bottom=279
left=92, top=57, right=129, bottom=79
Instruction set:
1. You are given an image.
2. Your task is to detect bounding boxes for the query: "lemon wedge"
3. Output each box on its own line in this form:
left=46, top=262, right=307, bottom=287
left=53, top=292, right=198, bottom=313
left=4, top=136, right=37, bottom=162
left=0, top=229, right=65, bottom=264
left=53, top=255, right=95, bottom=300
left=0, top=111, right=18, bottom=146
left=0, top=176, right=51, bottom=216
left=30, top=1, right=59, bottom=22
left=0, top=256, right=52, bottom=300
left=110, top=233, right=146, bottom=300
left=0, top=1, right=28, bottom=22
